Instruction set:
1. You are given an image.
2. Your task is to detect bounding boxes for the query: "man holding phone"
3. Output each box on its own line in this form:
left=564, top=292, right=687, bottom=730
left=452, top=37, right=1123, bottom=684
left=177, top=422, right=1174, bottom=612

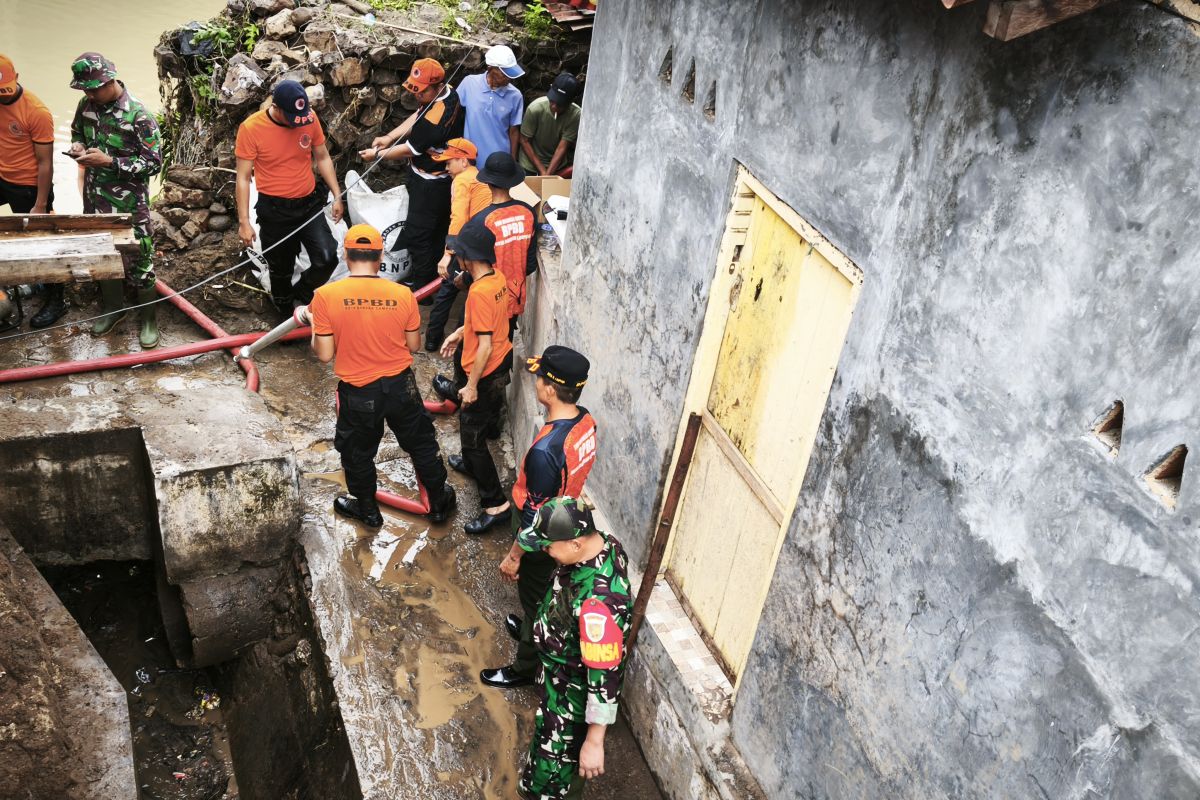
left=68, top=52, right=162, bottom=348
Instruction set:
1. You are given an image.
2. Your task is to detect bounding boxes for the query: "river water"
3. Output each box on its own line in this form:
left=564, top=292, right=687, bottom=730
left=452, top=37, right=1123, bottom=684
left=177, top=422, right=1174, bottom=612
left=0, top=0, right=225, bottom=212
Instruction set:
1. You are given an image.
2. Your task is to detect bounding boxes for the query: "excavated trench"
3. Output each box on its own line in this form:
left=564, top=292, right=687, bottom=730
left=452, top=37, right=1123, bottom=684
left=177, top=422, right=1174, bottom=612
left=30, top=536, right=360, bottom=800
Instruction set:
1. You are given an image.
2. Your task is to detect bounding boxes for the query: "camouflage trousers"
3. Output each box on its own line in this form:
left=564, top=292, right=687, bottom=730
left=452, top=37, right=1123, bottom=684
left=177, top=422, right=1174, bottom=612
left=519, top=661, right=587, bottom=800
left=83, top=178, right=154, bottom=288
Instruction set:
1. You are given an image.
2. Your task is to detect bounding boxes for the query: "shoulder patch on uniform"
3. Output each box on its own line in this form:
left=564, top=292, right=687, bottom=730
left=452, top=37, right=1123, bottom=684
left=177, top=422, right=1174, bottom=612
left=425, top=101, right=446, bottom=126
left=579, top=597, right=622, bottom=669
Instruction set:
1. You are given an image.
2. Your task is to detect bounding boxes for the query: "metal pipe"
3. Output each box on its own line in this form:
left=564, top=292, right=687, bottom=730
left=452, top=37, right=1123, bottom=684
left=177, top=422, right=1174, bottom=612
left=625, top=412, right=703, bottom=650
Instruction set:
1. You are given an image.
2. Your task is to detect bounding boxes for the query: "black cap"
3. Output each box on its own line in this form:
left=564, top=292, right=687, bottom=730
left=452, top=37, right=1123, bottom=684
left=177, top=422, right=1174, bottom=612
left=526, top=345, right=589, bottom=389
left=476, top=151, right=526, bottom=189
left=272, top=80, right=313, bottom=127
left=455, top=218, right=496, bottom=263
left=546, top=73, right=579, bottom=106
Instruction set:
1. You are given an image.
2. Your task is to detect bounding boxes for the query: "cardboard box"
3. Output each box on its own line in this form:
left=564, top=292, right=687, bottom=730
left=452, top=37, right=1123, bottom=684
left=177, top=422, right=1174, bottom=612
left=513, top=176, right=572, bottom=223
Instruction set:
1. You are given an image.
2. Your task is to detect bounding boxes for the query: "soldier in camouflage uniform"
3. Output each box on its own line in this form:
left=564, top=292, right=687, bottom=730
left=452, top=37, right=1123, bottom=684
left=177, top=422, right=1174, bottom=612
left=515, top=496, right=632, bottom=800
left=68, top=52, right=162, bottom=348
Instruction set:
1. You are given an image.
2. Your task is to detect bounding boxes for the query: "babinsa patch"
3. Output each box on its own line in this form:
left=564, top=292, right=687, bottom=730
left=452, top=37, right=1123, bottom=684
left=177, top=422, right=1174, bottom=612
left=579, top=597, right=622, bottom=669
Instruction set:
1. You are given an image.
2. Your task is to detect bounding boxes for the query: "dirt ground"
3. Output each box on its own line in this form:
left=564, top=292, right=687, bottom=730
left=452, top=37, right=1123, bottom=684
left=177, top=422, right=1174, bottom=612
left=0, top=243, right=664, bottom=799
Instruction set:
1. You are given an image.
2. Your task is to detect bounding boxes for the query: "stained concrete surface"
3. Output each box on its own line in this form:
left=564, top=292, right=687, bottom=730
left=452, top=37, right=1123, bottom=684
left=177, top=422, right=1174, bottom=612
left=0, top=293, right=664, bottom=798
left=560, top=1, right=1200, bottom=797
left=0, top=524, right=136, bottom=800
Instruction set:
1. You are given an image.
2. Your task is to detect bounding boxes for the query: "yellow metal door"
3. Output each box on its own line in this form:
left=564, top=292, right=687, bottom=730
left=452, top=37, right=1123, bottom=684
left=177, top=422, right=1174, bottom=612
left=666, top=188, right=860, bottom=683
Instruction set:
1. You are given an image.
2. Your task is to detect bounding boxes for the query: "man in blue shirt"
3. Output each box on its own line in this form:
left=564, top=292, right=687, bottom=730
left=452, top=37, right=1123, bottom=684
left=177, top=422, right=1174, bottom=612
left=457, top=45, right=525, bottom=165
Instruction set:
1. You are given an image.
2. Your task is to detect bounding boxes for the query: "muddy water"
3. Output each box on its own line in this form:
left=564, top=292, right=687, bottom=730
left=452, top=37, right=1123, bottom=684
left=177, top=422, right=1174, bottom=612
left=0, top=0, right=225, bottom=213
left=309, top=469, right=523, bottom=799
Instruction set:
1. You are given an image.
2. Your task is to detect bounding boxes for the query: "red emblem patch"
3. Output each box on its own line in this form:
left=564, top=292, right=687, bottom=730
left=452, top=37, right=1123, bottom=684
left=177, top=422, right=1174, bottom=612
left=299, top=133, right=312, bottom=149
left=579, top=597, right=622, bottom=669
left=295, top=98, right=306, bottom=111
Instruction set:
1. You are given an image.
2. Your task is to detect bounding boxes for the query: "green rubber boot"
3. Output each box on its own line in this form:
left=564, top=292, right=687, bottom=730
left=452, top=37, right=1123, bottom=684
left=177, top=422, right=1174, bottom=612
left=90, top=279, right=126, bottom=336
left=136, top=286, right=159, bottom=349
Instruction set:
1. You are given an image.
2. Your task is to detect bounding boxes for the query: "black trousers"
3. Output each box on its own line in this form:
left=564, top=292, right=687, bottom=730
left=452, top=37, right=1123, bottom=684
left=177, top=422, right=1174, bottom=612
left=334, top=369, right=449, bottom=507
left=256, top=189, right=338, bottom=305
left=453, top=347, right=513, bottom=508
left=514, top=548, right=558, bottom=677
left=426, top=257, right=464, bottom=346
left=0, top=176, right=53, bottom=213
left=393, top=171, right=451, bottom=287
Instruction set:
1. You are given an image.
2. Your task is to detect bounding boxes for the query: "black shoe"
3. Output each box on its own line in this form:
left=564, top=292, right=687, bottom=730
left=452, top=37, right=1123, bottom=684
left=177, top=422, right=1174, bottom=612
left=333, top=495, right=383, bottom=528
left=448, top=453, right=474, bottom=479
left=30, top=288, right=68, bottom=329
left=480, top=666, right=533, bottom=688
left=432, top=374, right=460, bottom=404
left=465, top=507, right=511, bottom=535
left=504, top=614, right=522, bottom=641
left=424, top=336, right=442, bottom=353
left=427, top=485, right=456, bottom=523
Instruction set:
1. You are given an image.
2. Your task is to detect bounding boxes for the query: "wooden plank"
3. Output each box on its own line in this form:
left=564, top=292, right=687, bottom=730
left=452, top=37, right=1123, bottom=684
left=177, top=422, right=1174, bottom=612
left=700, top=411, right=785, bottom=524
left=0, top=233, right=125, bottom=284
left=984, top=0, right=1118, bottom=40
left=0, top=213, right=132, bottom=233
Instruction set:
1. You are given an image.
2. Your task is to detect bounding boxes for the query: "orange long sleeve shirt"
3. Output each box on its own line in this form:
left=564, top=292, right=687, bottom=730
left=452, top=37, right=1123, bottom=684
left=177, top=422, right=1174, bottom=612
left=445, top=165, right=495, bottom=257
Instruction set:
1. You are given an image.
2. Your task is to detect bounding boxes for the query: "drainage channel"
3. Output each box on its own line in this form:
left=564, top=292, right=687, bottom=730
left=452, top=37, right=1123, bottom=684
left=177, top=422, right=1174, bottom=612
left=42, top=554, right=361, bottom=800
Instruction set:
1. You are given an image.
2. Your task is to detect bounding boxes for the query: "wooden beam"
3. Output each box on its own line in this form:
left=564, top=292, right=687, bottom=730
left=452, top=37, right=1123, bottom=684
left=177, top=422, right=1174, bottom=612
left=984, top=0, right=1119, bottom=40
left=0, top=214, right=138, bottom=253
left=0, top=233, right=126, bottom=284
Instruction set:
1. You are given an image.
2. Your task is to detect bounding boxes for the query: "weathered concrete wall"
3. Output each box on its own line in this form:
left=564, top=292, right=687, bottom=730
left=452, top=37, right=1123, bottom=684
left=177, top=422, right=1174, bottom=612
left=0, top=523, right=136, bottom=800
left=560, top=0, right=1200, bottom=796
left=1, top=382, right=301, bottom=666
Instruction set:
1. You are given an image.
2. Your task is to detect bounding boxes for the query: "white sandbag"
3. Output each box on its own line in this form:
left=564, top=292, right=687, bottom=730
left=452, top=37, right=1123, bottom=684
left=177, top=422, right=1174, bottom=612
left=246, top=179, right=349, bottom=294
left=344, top=169, right=412, bottom=282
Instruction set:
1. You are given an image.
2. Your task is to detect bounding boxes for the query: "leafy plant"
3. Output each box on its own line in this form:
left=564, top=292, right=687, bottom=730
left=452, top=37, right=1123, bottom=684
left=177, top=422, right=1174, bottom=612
left=241, top=21, right=260, bottom=52
left=523, top=0, right=554, bottom=40
left=189, top=72, right=218, bottom=119
left=368, top=0, right=416, bottom=10
left=192, top=20, right=238, bottom=58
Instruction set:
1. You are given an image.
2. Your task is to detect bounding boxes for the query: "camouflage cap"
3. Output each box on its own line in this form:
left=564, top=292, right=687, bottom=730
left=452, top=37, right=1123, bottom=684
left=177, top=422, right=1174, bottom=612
left=517, top=496, right=597, bottom=553
left=70, top=52, right=117, bottom=90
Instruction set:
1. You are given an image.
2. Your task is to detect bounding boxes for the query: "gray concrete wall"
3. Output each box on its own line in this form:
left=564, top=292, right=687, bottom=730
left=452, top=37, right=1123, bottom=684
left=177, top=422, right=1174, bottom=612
left=563, top=0, right=1200, bottom=796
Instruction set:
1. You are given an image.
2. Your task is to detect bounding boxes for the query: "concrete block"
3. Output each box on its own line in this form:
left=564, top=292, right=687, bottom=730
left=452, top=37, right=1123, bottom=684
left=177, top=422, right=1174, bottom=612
left=179, top=565, right=282, bottom=666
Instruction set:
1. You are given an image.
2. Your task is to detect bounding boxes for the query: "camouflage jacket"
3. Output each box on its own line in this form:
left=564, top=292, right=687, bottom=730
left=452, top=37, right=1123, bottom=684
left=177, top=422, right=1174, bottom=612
left=533, top=533, right=632, bottom=725
left=70, top=82, right=162, bottom=188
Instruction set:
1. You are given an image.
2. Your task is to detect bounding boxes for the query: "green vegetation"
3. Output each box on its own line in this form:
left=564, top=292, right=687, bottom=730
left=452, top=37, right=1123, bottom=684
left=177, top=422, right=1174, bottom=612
left=522, top=0, right=553, bottom=40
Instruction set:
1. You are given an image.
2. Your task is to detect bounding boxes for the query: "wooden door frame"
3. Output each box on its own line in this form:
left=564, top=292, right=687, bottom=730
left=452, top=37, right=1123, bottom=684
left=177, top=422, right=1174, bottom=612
left=657, top=165, right=864, bottom=691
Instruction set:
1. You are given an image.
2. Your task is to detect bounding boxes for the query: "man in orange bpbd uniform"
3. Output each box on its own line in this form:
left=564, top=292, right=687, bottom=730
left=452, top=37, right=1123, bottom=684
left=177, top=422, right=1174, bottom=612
left=435, top=217, right=514, bottom=535
left=425, top=136, right=495, bottom=352
left=302, top=224, right=456, bottom=528
left=0, top=53, right=62, bottom=327
left=236, top=80, right=343, bottom=316
left=471, top=152, right=537, bottom=333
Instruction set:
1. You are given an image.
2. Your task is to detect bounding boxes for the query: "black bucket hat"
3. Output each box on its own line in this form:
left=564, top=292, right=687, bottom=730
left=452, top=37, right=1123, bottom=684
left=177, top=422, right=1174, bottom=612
left=476, top=151, right=526, bottom=189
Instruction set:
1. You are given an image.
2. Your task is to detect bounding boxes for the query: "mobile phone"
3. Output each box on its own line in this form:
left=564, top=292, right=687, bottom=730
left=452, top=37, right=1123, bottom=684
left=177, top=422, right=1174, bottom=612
left=61, top=150, right=79, bottom=159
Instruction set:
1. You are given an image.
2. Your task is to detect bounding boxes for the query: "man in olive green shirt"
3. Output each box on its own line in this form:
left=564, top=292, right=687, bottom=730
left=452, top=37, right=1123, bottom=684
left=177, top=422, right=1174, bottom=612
left=518, top=74, right=581, bottom=177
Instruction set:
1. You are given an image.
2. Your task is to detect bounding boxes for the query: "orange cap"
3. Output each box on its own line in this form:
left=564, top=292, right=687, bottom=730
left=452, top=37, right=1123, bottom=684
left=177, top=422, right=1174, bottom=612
left=0, top=55, right=18, bottom=97
left=404, top=58, right=445, bottom=94
left=344, top=224, right=383, bottom=251
left=432, top=138, right=478, bottom=163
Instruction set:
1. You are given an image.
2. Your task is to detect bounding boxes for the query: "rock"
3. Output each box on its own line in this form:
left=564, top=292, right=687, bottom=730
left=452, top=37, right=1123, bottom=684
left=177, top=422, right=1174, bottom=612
left=329, top=57, right=369, bottom=87
left=273, top=69, right=318, bottom=89
left=209, top=202, right=228, bottom=214
left=162, top=207, right=192, bottom=228
left=207, top=214, right=233, bottom=233
left=155, top=45, right=187, bottom=79
left=351, top=86, right=377, bottom=106
left=417, top=40, right=442, bottom=59
left=463, top=48, right=484, bottom=70
left=506, top=1, right=526, bottom=19
left=290, top=7, right=316, bottom=27
left=373, top=67, right=400, bottom=85
left=358, top=102, right=389, bottom=128
left=369, top=45, right=397, bottom=65
left=281, top=48, right=307, bottom=66
left=190, top=232, right=226, bottom=249
left=377, top=49, right=411, bottom=70
left=180, top=220, right=203, bottom=241
left=399, top=90, right=421, bottom=111
left=335, top=29, right=372, bottom=56
left=305, top=83, right=326, bottom=109
left=252, top=39, right=289, bottom=63
left=248, top=0, right=295, bottom=17
left=218, top=53, right=268, bottom=111
left=151, top=211, right=189, bottom=250
left=226, top=0, right=247, bottom=13
left=159, top=185, right=215, bottom=209
left=378, top=84, right=405, bottom=104
left=264, top=8, right=297, bottom=39
left=303, top=23, right=337, bottom=54
left=166, top=165, right=213, bottom=190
